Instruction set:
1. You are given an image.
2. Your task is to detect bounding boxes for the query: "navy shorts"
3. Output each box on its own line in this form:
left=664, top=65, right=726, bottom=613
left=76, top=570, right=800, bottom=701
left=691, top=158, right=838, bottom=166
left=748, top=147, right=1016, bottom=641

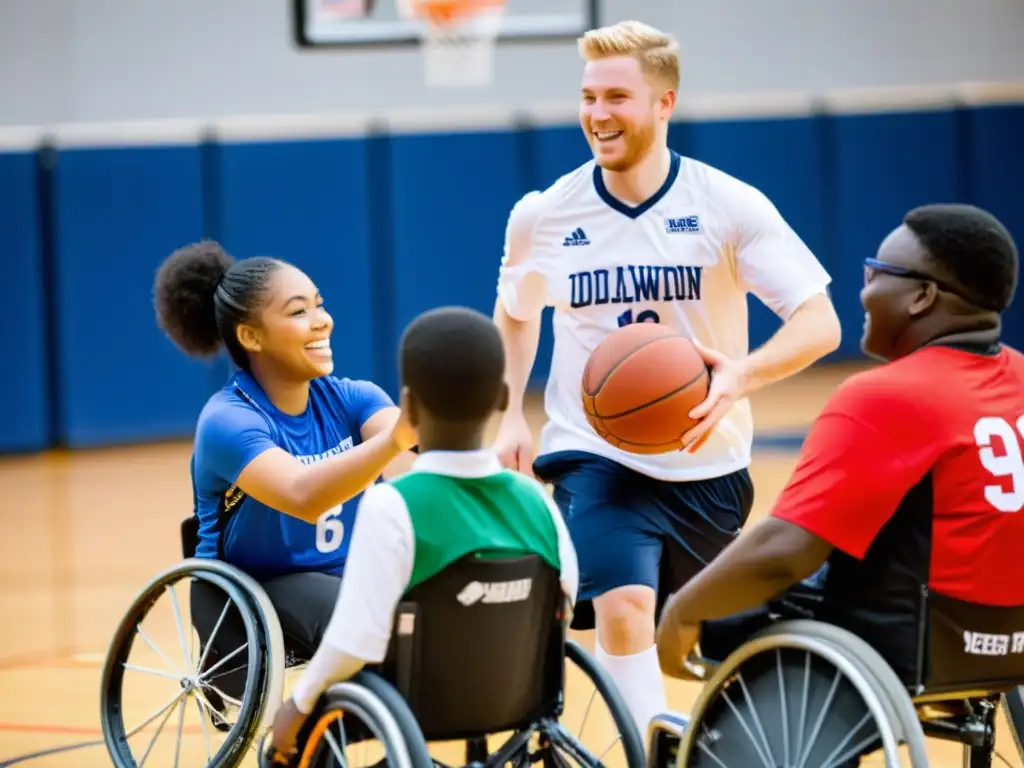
left=534, top=450, right=754, bottom=630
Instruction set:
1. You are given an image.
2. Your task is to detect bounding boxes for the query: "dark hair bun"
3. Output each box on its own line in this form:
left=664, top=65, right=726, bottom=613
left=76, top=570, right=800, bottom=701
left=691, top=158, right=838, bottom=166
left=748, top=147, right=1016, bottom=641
left=154, top=240, right=234, bottom=358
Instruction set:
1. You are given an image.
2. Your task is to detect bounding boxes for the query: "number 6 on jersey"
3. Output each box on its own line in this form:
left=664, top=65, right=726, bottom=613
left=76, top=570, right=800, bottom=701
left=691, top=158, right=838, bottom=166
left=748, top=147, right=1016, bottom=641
left=316, top=505, right=345, bottom=553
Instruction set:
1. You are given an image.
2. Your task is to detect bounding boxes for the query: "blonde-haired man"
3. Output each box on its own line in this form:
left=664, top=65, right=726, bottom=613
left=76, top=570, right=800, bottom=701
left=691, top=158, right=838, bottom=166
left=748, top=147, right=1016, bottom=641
left=491, top=19, right=842, bottom=741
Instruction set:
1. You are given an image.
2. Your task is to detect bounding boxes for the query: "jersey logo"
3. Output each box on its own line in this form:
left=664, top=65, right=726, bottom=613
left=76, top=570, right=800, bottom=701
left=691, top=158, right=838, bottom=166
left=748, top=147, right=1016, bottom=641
left=570, top=265, right=703, bottom=309
left=456, top=578, right=533, bottom=606
left=296, top=436, right=354, bottom=465
left=563, top=228, right=591, bottom=247
left=666, top=216, right=701, bottom=234
left=223, top=484, right=246, bottom=512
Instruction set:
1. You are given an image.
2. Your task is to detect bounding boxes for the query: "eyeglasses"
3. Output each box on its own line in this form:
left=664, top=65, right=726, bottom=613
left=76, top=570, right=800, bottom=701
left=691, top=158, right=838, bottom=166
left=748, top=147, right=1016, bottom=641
left=863, top=257, right=994, bottom=311
left=863, top=257, right=948, bottom=288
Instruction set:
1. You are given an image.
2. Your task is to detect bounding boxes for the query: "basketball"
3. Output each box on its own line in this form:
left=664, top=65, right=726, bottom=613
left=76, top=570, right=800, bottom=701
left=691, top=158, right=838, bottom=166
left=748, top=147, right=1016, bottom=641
left=581, top=323, right=710, bottom=455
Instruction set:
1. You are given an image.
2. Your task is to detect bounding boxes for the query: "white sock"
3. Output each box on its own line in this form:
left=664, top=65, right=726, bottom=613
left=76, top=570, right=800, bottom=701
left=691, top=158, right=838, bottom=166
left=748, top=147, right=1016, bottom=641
left=595, top=640, right=667, bottom=747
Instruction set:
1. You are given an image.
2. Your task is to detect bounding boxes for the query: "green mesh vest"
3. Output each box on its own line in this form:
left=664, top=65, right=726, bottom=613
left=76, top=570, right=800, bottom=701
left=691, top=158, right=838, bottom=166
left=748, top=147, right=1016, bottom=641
left=391, top=470, right=561, bottom=590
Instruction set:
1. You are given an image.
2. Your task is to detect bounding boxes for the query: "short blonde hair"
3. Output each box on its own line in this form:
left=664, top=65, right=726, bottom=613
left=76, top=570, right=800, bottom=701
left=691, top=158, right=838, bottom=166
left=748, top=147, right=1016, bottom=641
left=578, top=20, right=680, bottom=91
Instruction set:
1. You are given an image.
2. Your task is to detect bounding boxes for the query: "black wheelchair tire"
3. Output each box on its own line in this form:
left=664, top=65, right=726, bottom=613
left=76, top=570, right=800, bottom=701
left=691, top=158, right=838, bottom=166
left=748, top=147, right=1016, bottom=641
left=100, top=568, right=268, bottom=768
left=560, top=639, right=647, bottom=768
left=1002, top=687, right=1024, bottom=762
left=757, top=619, right=933, bottom=767
left=295, top=671, right=434, bottom=768
left=678, top=633, right=903, bottom=768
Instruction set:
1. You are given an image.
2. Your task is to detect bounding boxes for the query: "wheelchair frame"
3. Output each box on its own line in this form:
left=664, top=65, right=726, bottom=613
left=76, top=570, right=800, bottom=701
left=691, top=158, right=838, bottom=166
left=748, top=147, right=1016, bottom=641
left=100, top=549, right=647, bottom=768
left=648, top=618, right=1024, bottom=768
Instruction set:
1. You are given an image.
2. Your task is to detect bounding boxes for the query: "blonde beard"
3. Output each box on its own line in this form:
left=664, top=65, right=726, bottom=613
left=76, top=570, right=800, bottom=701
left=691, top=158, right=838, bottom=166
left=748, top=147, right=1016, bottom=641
left=592, top=122, right=658, bottom=172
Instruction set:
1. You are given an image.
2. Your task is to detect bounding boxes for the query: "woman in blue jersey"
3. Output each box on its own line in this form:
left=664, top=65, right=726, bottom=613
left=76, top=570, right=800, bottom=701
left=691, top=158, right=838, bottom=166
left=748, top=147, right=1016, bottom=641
left=154, top=240, right=416, bottom=694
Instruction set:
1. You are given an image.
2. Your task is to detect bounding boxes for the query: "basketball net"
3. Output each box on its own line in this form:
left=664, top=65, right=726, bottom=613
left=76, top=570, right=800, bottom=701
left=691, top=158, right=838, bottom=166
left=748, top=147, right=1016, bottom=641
left=398, top=0, right=506, bottom=87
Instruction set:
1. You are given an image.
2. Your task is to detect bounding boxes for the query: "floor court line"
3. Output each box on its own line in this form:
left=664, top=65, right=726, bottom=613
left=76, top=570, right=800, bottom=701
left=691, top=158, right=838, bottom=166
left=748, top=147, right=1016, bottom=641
left=0, top=740, right=105, bottom=767
left=0, top=723, right=105, bottom=736
left=0, top=721, right=205, bottom=737
left=0, top=721, right=207, bottom=766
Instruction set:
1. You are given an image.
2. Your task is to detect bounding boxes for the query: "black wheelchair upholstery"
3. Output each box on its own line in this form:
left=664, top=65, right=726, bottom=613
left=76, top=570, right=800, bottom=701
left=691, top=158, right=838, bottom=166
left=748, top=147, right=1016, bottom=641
left=181, top=514, right=200, bottom=560
left=286, top=552, right=646, bottom=768
left=375, top=551, right=565, bottom=741
left=101, top=514, right=644, bottom=768
left=906, top=590, right=1024, bottom=766
left=917, top=589, right=1024, bottom=696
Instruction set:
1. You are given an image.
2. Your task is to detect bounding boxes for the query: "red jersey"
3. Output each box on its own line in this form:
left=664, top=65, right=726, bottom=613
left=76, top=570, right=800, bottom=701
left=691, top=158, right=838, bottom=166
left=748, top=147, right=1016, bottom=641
left=773, top=342, right=1024, bottom=606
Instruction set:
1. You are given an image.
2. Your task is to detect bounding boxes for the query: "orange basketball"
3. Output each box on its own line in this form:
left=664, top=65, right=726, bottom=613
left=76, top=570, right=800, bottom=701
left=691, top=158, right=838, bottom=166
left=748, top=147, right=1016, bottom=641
left=581, top=323, right=710, bottom=455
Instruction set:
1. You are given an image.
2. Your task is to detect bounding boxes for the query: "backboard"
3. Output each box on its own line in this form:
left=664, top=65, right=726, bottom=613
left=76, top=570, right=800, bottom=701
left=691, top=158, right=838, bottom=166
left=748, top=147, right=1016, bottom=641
left=292, top=0, right=599, bottom=47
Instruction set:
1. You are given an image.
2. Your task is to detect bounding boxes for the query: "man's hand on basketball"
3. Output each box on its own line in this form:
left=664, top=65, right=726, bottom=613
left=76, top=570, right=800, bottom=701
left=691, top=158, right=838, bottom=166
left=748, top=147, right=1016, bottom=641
left=493, top=410, right=535, bottom=477
left=681, top=340, right=749, bottom=454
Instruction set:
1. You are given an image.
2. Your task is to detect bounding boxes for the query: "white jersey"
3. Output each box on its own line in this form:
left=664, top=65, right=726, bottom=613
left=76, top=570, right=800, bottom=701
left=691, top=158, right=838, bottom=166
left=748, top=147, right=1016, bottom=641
left=496, top=150, right=832, bottom=482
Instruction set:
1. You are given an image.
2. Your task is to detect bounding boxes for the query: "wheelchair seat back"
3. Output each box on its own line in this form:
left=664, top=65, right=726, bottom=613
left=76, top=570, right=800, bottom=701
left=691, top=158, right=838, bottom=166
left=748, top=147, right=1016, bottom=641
left=919, top=591, right=1024, bottom=696
left=377, top=552, right=565, bottom=742
left=181, top=516, right=199, bottom=560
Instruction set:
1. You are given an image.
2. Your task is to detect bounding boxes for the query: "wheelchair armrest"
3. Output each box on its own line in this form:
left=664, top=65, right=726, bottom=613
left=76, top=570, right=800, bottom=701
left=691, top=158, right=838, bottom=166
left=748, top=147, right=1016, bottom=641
left=647, top=712, right=689, bottom=768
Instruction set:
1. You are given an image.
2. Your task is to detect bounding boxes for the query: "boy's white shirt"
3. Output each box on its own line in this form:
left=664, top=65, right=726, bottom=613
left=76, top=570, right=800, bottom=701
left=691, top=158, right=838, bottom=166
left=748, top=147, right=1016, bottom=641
left=290, top=449, right=578, bottom=713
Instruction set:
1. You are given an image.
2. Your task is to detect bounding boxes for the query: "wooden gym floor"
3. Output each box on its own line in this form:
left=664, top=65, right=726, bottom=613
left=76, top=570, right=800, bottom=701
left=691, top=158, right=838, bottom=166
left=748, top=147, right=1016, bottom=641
left=0, top=361, right=1021, bottom=767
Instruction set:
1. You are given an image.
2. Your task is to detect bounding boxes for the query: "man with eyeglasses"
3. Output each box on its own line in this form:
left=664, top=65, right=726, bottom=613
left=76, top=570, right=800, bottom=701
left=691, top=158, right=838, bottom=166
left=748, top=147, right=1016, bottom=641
left=654, top=203, right=1024, bottom=697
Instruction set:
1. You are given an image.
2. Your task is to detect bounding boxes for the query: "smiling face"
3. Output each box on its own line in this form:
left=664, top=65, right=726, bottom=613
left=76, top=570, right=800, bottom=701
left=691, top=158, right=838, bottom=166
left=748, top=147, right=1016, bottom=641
left=579, top=54, right=674, bottom=172
left=237, top=263, right=335, bottom=380
left=860, top=225, right=938, bottom=361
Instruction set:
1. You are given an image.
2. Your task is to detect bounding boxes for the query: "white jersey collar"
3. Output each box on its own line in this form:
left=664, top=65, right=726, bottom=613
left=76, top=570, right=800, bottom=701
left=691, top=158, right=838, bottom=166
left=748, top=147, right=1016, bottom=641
left=410, top=448, right=505, bottom=478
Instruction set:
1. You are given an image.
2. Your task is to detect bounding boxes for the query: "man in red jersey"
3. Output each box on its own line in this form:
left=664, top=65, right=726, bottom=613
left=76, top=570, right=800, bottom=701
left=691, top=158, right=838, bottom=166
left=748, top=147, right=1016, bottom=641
left=656, top=203, right=1024, bottom=690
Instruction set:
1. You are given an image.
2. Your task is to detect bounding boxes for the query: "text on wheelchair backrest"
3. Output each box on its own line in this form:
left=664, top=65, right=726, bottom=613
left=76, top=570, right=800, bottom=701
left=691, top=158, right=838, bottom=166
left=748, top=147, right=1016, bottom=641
left=457, top=579, right=533, bottom=606
left=963, top=630, right=1024, bottom=656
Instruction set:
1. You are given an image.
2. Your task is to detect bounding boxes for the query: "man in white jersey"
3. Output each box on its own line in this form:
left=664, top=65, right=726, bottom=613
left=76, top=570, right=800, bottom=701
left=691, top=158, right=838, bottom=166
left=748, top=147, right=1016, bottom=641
left=491, top=20, right=842, bottom=741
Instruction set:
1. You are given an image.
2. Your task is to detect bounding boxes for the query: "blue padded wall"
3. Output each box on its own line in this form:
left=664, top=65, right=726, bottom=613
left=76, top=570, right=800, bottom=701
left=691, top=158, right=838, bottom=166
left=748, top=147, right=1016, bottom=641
left=530, top=124, right=593, bottom=188
left=7, top=95, right=1024, bottom=451
left=214, top=137, right=377, bottom=387
left=961, top=105, right=1024, bottom=350
left=828, top=109, right=963, bottom=357
left=52, top=144, right=211, bottom=447
left=0, top=151, right=48, bottom=452
left=384, top=129, right=529, bottom=396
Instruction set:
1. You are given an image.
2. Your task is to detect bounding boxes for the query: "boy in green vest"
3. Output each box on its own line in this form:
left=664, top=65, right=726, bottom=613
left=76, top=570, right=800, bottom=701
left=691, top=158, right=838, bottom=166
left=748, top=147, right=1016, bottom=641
left=267, top=306, right=579, bottom=759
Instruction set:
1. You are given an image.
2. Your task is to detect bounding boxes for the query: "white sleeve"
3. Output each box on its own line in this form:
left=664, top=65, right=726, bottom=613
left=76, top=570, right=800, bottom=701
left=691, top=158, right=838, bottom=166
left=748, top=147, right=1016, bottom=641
left=318, top=484, right=414, bottom=662
left=730, top=185, right=832, bottom=320
left=289, top=485, right=414, bottom=713
left=495, top=190, right=549, bottom=321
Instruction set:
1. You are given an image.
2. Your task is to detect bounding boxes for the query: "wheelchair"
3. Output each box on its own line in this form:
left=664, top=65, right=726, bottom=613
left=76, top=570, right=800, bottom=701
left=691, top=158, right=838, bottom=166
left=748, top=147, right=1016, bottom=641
left=646, top=605, right=1024, bottom=767
left=99, top=516, right=648, bottom=768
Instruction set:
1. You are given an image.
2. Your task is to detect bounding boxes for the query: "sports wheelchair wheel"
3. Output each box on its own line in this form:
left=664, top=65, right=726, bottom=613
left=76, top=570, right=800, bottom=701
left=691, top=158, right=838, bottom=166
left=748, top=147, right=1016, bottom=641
left=534, top=639, right=647, bottom=768
left=679, top=630, right=905, bottom=767
left=1002, top=686, right=1024, bottom=763
left=264, top=671, right=435, bottom=768
left=279, top=638, right=646, bottom=768
left=101, top=559, right=287, bottom=767
left=758, top=619, right=930, bottom=766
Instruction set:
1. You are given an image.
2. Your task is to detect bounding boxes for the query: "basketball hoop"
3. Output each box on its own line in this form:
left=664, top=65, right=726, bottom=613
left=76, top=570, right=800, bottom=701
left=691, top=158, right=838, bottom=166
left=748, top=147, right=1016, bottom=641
left=398, top=0, right=506, bottom=87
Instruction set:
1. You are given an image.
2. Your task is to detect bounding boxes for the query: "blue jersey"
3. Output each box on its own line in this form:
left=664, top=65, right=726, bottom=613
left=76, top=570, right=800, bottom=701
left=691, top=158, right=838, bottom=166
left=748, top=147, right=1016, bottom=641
left=191, top=370, right=394, bottom=580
